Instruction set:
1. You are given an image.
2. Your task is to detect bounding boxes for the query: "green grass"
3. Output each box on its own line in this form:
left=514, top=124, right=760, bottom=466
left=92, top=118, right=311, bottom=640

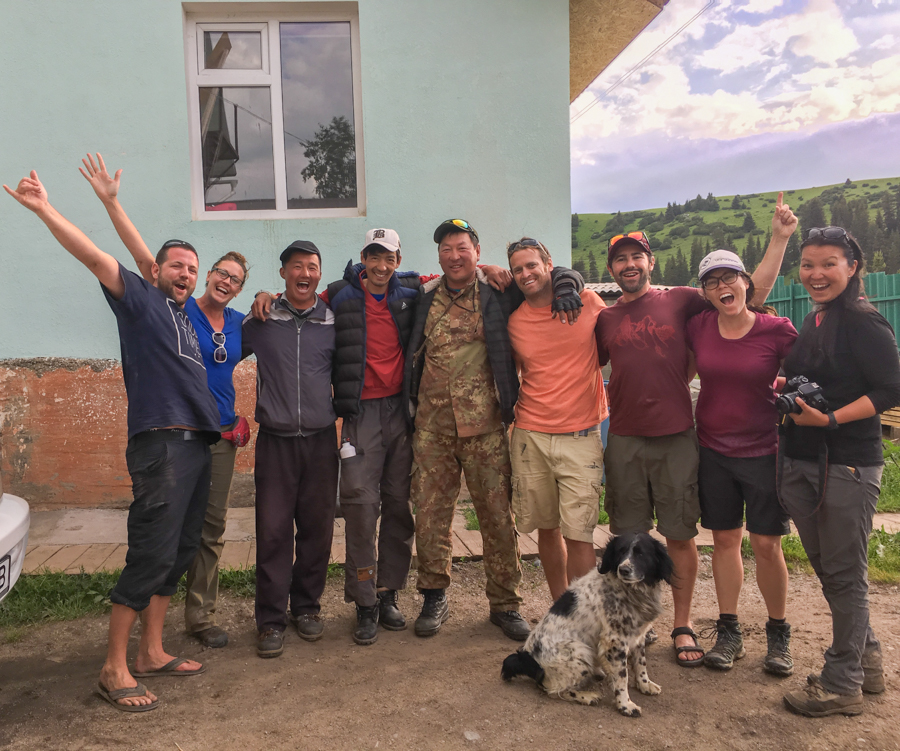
left=571, top=176, right=900, bottom=282
left=878, top=440, right=900, bottom=513
left=0, top=563, right=344, bottom=633
left=462, top=506, right=480, bottom=531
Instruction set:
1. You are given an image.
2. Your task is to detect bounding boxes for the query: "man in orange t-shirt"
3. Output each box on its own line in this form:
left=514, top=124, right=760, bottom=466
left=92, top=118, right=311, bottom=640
left=506, top=238, right=608, bottom=600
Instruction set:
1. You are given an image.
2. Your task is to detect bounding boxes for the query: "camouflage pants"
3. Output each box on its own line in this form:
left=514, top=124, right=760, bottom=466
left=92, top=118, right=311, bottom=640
left=412, top=428, right=522, bottom=610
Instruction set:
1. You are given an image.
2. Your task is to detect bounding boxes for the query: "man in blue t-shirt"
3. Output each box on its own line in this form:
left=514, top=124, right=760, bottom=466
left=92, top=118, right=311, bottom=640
left=5, top=171, right=220, bottom=713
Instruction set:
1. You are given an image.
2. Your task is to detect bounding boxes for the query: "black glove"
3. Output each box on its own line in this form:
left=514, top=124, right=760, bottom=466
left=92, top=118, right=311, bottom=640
left=551, top=288, right=583, bottom=317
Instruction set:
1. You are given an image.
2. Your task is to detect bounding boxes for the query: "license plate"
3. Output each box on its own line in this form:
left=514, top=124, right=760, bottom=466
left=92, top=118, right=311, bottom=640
left=0, top=554, right=10, bottom=599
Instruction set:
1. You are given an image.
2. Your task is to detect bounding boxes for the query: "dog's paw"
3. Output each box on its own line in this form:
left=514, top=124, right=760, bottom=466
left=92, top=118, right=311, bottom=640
left=561, top=690, right=602, bottom=706
left=637, top=679, right=661, bottom=696
left=617, top=700, right=642, bottom=717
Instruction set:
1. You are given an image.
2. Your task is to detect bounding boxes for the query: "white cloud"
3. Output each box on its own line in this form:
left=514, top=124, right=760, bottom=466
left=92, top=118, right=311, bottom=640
left=741, top=0, right=786, bottom=13
left=871, top=33, right=897, bottom=49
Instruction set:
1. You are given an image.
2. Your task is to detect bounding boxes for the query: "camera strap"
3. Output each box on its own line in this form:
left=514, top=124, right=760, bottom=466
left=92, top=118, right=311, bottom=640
left=776, top=419, right=830, bottom=517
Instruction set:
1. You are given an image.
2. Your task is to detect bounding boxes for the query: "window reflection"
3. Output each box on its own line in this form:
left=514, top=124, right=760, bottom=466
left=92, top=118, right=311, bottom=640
left=203, top=32, right=263, bottom=70
left=280, top=22, right=357, bottom=209
left=199, top=87, right=276, bottom=211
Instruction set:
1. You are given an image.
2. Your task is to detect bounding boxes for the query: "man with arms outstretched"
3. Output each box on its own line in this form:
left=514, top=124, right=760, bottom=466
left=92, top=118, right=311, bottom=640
left=5, top=171, right=220, bottom=711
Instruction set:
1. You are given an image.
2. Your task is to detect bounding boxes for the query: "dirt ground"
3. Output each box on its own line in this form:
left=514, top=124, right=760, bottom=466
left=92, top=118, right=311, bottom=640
left=1, top=555, right=898, bottom=751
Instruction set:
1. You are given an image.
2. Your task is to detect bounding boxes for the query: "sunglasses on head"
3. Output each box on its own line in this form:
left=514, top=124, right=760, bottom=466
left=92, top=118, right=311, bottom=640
left=804, top=227, right=849, bottom=243
left=506, top=238, right=546, bottom=257
left=608, top=232, right=650, bottom=253
left=160, top=239, right=197, bottom=253
left=434, top=219, right=478, bottom=244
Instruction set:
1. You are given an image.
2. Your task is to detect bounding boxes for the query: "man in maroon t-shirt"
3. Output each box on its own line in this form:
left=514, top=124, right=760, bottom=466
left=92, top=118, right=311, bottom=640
left=595, top=209, right=792, bottom=667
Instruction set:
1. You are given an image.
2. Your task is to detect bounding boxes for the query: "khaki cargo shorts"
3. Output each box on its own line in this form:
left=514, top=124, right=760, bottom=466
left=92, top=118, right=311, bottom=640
left=510, top=426, right=603, bottom=543
left=603, top=428, right=700, bottom=541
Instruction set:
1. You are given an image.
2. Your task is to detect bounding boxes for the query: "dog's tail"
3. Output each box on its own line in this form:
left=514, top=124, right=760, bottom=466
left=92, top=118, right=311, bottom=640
left=501, top=649, right=545, bottom=684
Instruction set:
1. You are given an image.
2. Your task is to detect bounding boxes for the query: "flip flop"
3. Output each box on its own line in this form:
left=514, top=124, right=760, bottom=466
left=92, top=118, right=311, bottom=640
left=97, top=682, right=159, bottom=713
left=671, top=626, right=705, bottom=668
left=132, top=657, right=207, bottom=678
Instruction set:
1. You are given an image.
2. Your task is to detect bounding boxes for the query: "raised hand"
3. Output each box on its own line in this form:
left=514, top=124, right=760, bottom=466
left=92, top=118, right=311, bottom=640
left=772, top=192, right=798, bottom=239
left=79, top=152, right=122, bottom=204
left=3, top=170, right=50, bottom=214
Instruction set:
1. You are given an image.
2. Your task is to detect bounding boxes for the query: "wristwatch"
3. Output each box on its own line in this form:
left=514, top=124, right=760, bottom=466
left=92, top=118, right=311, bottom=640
left=825, top=411, right=839, bottom=430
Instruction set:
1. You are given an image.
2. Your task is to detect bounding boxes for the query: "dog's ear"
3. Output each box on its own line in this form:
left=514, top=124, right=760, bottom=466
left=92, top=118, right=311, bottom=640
left=652, top=537, right=675, bottom=585
left=599, top=535, right=624, bottom=575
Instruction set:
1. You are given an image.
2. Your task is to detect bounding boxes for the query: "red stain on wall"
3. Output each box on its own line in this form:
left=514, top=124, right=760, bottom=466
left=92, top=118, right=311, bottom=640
left=0, top=359, right=261, bottom=509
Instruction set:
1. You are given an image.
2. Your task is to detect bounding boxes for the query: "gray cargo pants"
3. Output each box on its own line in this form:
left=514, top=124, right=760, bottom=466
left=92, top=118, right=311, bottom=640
left=340, top=394, right=415, bottom=607
left=780, top=456, right=882, bottom=695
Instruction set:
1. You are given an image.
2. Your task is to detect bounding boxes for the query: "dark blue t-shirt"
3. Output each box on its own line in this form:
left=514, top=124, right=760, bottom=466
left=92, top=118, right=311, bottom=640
left=102, top=264, right=221, bottom=438
left=185, top=297, right=243, bottom=427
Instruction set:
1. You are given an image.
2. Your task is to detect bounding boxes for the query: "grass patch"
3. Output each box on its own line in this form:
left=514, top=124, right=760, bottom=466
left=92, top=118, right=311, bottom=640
left=878, top=440, right=900, bottom=513
left=869, top=527, right=900, bottom=583
left=463, top=506, right=480, bottom=531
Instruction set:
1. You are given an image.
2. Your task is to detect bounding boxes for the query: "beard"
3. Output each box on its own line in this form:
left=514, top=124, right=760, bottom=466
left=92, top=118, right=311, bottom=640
left=614, top=267, right=650, bottom=294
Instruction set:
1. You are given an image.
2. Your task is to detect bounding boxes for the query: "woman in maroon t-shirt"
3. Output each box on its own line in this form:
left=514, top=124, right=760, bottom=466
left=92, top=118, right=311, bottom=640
left=686, top=249, right=797, bottom=677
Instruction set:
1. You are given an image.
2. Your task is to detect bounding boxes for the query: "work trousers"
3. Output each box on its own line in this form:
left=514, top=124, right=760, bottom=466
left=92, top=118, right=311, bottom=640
left=780, top=456, right=882, bottom=695
left=184, top=432, right=238, bottom=633
left=254, top=426, right=339, bottom=632
left=413, top=428, right=522, bottom=610
left=340, top=395, right=415, bottom=606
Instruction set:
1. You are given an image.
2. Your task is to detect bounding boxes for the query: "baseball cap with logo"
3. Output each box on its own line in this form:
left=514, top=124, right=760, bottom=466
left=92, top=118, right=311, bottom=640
left=362, top=228, right=401, bottom=255
left=698, top=249, right=745, bottom=280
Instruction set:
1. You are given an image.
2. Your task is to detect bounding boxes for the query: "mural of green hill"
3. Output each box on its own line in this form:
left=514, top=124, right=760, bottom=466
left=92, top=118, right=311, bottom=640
left=572, top=177, right=900, bottom=285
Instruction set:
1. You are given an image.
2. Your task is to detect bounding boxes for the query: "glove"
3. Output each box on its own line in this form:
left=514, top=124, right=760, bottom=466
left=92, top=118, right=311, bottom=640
left=551, top=289, right=583, bottom=319
left=221, top=415, right=251, bottom=447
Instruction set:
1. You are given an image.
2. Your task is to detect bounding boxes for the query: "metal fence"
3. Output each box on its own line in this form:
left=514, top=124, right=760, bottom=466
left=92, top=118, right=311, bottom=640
left=767, top=272, right=900, bottom=338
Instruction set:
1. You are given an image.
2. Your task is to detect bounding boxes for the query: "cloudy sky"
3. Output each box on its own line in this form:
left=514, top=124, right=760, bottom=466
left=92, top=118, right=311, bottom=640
left=570, top=0, right=900, bottom=213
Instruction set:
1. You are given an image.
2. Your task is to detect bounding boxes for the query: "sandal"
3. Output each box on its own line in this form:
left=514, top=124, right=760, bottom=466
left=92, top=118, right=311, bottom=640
left=97, top=682, right=159, bottom=713
left=671, top=626, right=705, bottom=668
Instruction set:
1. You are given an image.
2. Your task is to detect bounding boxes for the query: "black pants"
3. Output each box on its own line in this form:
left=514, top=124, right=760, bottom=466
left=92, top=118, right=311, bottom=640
left=254, top=427, right=339, bottom=632
left=111, top=431, right=212, bottom=612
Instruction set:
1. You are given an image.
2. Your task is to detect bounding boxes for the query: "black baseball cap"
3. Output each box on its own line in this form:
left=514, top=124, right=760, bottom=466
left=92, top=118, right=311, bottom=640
left=433, top=218, right=479, bottom=245
left=280, top=240, right=322, bottom=266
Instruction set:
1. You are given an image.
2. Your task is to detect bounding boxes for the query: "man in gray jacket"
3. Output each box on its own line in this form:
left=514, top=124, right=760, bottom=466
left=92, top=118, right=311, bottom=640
left=242, top=240, right=338, bottom=658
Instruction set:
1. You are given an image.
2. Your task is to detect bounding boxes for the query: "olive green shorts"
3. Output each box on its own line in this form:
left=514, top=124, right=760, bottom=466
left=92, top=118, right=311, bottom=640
left=603, top=428, right=700, bottom=541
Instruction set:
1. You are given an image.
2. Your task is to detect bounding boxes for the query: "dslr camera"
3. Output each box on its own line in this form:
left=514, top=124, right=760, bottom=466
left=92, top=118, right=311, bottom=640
left=775, top=375, right=829, bottom=416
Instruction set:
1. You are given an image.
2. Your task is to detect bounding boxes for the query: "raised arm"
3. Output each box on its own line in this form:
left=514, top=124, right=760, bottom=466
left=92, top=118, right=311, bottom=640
left=750, top=192, right=798, bottom=305
left=79, top=152, right=155, bottom=283
left=4, top=170, right=125, bottom=298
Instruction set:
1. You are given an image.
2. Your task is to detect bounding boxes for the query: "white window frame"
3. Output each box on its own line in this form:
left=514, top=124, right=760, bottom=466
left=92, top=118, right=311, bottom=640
left=183, top=3, right=365, bottom=220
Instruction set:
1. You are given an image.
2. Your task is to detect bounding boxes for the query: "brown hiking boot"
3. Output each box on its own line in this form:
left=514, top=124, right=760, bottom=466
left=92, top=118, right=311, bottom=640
left=764, top=621, right=793, bottom=677
left=783, top=674, right=863, bottom=717
left=704, top=619, right=745, bottom=671
left=862, top=647, right=885, bottom=694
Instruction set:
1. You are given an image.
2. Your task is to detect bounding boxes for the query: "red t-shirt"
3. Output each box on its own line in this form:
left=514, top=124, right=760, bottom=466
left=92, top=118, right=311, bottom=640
left=360, top=283, right=405, bottom=399
left=595, top=287, right=708, bottom=437
left=686, top=309, right=797, bottom=457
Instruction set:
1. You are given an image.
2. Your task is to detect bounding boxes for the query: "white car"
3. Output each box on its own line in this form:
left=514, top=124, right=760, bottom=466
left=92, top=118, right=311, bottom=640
left=0, top=493, right=30, bottom=603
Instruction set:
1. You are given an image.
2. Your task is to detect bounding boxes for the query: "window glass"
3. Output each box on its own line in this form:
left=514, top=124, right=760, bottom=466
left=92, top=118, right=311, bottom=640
left=280, top=22, right=357, bottom=209
left=203, top=31, right=263, bottom=70
left=199, top=87, right=276, bottom=211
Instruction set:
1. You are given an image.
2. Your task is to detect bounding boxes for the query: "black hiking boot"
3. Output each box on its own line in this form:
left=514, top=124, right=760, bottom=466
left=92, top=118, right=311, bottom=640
left=353, top=604, right=379, bottom=645
left=414, top=589, right=449, bottom=637
left=489, top=610, right=531, bottom=641
left=377, top=590, right=406, bottom=631
left=704, top=618, right=746, bottom=671
left=764, top=621, right=793, bottom=677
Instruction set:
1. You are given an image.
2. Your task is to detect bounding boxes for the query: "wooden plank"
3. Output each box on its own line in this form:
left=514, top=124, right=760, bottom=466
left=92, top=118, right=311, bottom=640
left=43, top=545, right=92, bottom=573
left=23, top=545, right=60, bottom=573
left=517, top=532, right=539, bottom=556
left=454, top=529, right=483, bottom=558
left=102, top=545, right=128, bottom=572
left=248, top=542, right=257, bottom=568
left=592, top=526, right=612, bottom=550
left=67, top=543, right=119, bottom=574
left=330, top=539, right=346, bottom=565
left=220, top=541, right=251, bottom=570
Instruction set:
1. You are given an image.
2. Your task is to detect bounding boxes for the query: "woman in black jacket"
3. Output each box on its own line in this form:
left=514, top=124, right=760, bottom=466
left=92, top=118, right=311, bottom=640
left=780, top=227, right=900, bottom=717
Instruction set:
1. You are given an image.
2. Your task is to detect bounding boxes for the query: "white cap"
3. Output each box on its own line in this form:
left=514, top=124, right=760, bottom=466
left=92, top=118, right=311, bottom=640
left=363, top=228, right=401, bottom=255
left=698, top=249, right=745, bottom=279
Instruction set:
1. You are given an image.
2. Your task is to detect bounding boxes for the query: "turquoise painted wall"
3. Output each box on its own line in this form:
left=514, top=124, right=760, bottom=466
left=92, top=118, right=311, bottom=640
left=0, top=1, right=570, bottom=358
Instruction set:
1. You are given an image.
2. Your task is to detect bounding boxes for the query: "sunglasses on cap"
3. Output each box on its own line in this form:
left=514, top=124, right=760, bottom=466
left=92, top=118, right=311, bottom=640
left=434, top=219, right=479, bottom=244
left=160, top=239, right=197, bottom=253
left=506, top=238, right=546, bottom=258
left=608, top=231, right=650, bottom=254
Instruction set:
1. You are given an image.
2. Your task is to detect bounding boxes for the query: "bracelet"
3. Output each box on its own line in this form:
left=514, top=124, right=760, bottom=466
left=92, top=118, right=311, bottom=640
left=254, top=290, right=272, bottom=298
left=826, top=411, right=839, bottom=430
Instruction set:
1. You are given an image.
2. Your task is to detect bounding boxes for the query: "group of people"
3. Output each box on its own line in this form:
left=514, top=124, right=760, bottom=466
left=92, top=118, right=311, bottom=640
left=5, top=158, right=898, bottom=721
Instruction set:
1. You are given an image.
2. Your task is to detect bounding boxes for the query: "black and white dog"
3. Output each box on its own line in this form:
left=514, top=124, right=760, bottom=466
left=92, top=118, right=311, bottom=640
left=501, top=532, right=674, bottom=717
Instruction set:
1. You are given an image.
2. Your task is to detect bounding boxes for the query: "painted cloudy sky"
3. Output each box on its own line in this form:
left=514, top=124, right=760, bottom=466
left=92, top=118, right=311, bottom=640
left=570, top=0, right=900, bottom=213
